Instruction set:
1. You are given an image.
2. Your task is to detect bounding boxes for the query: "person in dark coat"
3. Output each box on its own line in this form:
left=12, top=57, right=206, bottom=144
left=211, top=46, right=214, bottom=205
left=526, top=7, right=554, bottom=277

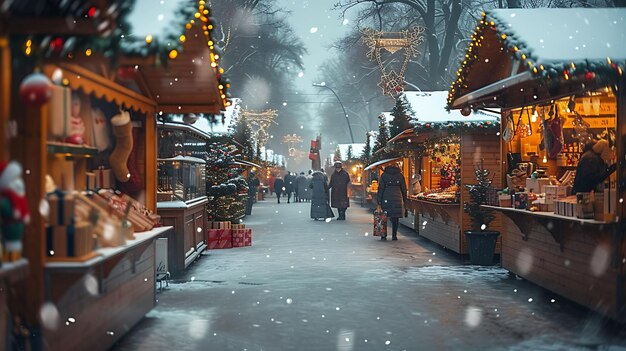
left=572, top=139, right=616, bottom=194
left=329, top=161, right=351, bottom=220
left=303, top=170, right=313, bottom=202
left=284, top=172, right=295, bottom=203
left=245, top=171, right=260, bottom=215
left=273, top=176, right=285, bottom=204
left=377, top=164, right=407, bottom=240
left=310, top=171, right=333, bottom=220
left=295, top=172, right=307, bottom=203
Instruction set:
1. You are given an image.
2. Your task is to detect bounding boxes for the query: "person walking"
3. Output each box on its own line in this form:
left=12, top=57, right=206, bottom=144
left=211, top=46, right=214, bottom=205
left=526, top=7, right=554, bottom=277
left=310, top=170, right=333, bottom=220
left=273, top=175, right=285, bottom=204
left=245, top=171, right=260, bottom=215
left=303, top=170, right=313, bottom=202
left=284, top=171, right=295, bottom=203
left=268, top=172, right=275, bottom=196
left=376, top=163, right=408, bottom=241
left=329, top=161, right=350, bottom=220
left=295, top=172, right=307, bottom=203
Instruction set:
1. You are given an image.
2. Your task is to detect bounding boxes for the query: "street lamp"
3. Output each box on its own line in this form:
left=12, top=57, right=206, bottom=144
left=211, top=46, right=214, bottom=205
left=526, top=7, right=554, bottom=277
left=312, top=82, right=355, bottom=144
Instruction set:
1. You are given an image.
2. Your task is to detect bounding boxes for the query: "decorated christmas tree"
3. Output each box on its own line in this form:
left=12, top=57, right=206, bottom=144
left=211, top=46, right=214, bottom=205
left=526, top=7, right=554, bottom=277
left=334, top=146, right=342, bottom=161
left=389, top=94, right=415, bottom=138
left=361, top=132, right=372, bottom=165
left=371, top=114, right=390, bottom=161
left=230, top=114, right=255, bottom=161
left=206, top=141, right=248, bottom=222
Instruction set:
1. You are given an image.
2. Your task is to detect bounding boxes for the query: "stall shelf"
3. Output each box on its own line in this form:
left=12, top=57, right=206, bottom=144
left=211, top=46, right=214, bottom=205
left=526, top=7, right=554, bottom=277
left=385, top=91, right=501, bottom=254
left=448, top=8, right=626, bottom=321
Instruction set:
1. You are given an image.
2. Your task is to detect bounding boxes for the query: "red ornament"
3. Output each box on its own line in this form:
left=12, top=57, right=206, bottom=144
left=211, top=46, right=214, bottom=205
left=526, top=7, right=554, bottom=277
left=461, top=106, right=472, bottom=116
left=19, top=72, right=52, bottom=106
left=425, top=123, right=431, bottom=128
left=585, top=72, right=595, bottom=80
left=395, top=86, right=403, bottom=92
left=50, top=37, right=64, bottom=53
left=117, top=66, right=137, bottom=81
left=87, top=6, right=97, bottom=17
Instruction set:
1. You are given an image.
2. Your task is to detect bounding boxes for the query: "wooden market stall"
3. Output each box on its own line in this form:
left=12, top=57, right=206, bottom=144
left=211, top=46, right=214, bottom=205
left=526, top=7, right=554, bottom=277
left=120, top=1, right=229, bottom=277
left=386, top=91, right=501, bottom=254
left=448, top=8, right=626, bottom=321
left=0, top=0, right=228, bottom=348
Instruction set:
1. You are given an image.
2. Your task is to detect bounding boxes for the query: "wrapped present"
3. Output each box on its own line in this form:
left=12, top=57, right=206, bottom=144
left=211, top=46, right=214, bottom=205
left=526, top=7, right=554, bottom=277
left=207, top=229, right=232, bottom=249
left=94, top=166, right=115, bottom=189
left=232, top=228, right=252, bottom=247
left=513, top=193, right=528, bottom=209
left=210, top=221, right=231, bottom=229
left=46, top=221, right=94, bottom=258
left=47, top=190, right=75, bottom=226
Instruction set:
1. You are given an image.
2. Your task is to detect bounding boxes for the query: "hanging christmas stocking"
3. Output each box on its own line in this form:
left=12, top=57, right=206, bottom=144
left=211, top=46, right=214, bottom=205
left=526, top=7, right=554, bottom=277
left=117, top=125, right=144, bottom=194
left=109, top=111, right=133, bottom=182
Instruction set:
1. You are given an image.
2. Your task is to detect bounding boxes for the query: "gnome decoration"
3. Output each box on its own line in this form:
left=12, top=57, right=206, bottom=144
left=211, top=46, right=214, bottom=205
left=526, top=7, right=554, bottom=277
left=0, top=161, right=30, bottom=262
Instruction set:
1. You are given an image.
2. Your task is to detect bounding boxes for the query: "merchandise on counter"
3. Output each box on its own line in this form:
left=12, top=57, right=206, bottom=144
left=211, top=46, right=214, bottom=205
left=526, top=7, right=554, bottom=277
left=96, top=190, right=154, bottom=232
left=544, top=185, right=571, bottom=205
left=525, top=178, right=551, bottom=194
left=415, top=185, right=460, bottom=203
left=109, top=110, right=133, bottom=182
left=513, top=192, right=528, bottom=209
left=555, top=196, right=577, bottom=217
left=46, top=221, right=95, bottom=258
left=575, top=193, right=595, bottom=219
left=85, top=172, right=96, bottom=191
left=593, top=188, right=617, bottom=222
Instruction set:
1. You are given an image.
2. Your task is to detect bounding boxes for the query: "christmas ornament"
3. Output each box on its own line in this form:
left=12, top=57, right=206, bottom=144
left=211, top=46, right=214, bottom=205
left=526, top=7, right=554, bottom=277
left=183, top=113, right=199, bottom=124
left=20, top=72, right=52, bottom=106
left=361, top=27, right=425, bottom=97
left=461, top=106, right=472, bottom=116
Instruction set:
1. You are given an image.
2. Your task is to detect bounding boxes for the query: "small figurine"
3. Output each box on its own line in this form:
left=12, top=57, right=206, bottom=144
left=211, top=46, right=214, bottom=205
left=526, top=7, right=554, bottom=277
left=0, top=161, right=30, bottom=262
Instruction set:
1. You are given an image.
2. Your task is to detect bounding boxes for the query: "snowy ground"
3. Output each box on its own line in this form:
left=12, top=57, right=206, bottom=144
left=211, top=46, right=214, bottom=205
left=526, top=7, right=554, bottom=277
left=112, top=196, right=626, bottom=351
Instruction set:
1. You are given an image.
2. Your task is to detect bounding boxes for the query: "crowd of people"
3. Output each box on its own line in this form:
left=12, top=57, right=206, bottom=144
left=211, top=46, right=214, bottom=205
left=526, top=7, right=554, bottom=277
left=268, top=161, right=351, bottom=221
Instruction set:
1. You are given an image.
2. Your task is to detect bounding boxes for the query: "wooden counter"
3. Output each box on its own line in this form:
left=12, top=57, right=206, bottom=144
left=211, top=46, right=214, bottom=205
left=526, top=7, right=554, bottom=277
left=43, top=226, right=171, bottom=351
left=485, top=205, right=625, bottom=322
left=409, top=198, right=463, bottom=252
left=157, top=197, right=208, bottom=276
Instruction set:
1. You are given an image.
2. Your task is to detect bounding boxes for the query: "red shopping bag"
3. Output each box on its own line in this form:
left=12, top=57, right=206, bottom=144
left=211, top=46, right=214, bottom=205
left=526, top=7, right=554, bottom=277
left=373, top=206, right=387, bottom=237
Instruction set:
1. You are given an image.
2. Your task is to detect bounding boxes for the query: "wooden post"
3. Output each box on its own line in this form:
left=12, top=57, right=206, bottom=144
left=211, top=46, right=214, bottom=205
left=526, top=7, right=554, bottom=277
left=145, top=110, right=157, bottom=212
left=0, top=35, right=10, bottom=162
left=616, top=74, right=626, bottom=319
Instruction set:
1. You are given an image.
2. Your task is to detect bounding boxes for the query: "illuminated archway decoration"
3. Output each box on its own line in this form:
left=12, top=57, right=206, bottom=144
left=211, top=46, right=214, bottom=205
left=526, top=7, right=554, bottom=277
left=242, top=109, right=278, bottom=147
left=361, top=27, right=425, bottom=97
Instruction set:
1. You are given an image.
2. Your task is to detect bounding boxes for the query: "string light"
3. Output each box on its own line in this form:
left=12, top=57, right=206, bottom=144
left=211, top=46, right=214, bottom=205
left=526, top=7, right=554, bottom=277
left=145, top=34, right=153, bottom=44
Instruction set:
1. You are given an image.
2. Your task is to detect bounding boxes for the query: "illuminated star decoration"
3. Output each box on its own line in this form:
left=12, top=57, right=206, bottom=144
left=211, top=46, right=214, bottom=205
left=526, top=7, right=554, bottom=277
left=361, top=26, right=425, bottom=97
left=242, top=109, right=278, bottom=147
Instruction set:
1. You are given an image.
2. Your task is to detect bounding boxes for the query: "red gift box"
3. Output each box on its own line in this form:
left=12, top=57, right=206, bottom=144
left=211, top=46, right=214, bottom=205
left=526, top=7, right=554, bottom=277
left=232, top=228, right=252, bottom=248
left=207, top=229, right=232, bottom=249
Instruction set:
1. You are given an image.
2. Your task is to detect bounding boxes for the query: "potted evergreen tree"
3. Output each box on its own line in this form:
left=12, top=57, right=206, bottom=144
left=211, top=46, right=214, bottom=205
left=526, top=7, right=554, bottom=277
left=464, top=164, right=499, bottom=265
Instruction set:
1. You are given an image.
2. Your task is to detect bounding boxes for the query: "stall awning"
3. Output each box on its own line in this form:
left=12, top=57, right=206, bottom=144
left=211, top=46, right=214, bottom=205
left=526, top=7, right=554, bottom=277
left=447, top=8, right=626, bottom=110
left=364, top=157, right=402, bottom=171
left=388, top=129, right=414, bottom=144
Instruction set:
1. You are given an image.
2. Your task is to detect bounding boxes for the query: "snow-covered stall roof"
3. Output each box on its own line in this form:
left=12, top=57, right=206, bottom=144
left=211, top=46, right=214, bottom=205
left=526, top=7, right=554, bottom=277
left=336, top=143, right=366, bottom=160
left=448, top=8, right=626, bottom=109
left=488, top=8, right=626, bottom=65
left=403, top=91, right=498, bottom=123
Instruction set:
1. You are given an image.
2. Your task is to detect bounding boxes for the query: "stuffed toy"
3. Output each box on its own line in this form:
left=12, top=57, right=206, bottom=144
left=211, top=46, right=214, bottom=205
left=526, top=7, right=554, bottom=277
left=0, top=161, right=30, bottom=262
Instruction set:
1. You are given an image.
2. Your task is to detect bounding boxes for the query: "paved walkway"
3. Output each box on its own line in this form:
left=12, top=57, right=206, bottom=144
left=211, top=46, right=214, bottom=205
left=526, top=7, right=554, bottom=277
left=113, top=197, right=626, bottom=351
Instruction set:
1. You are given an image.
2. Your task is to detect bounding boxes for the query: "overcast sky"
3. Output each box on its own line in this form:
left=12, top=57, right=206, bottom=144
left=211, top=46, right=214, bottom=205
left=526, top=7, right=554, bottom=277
left=279, top=0, right=351, bottom=94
